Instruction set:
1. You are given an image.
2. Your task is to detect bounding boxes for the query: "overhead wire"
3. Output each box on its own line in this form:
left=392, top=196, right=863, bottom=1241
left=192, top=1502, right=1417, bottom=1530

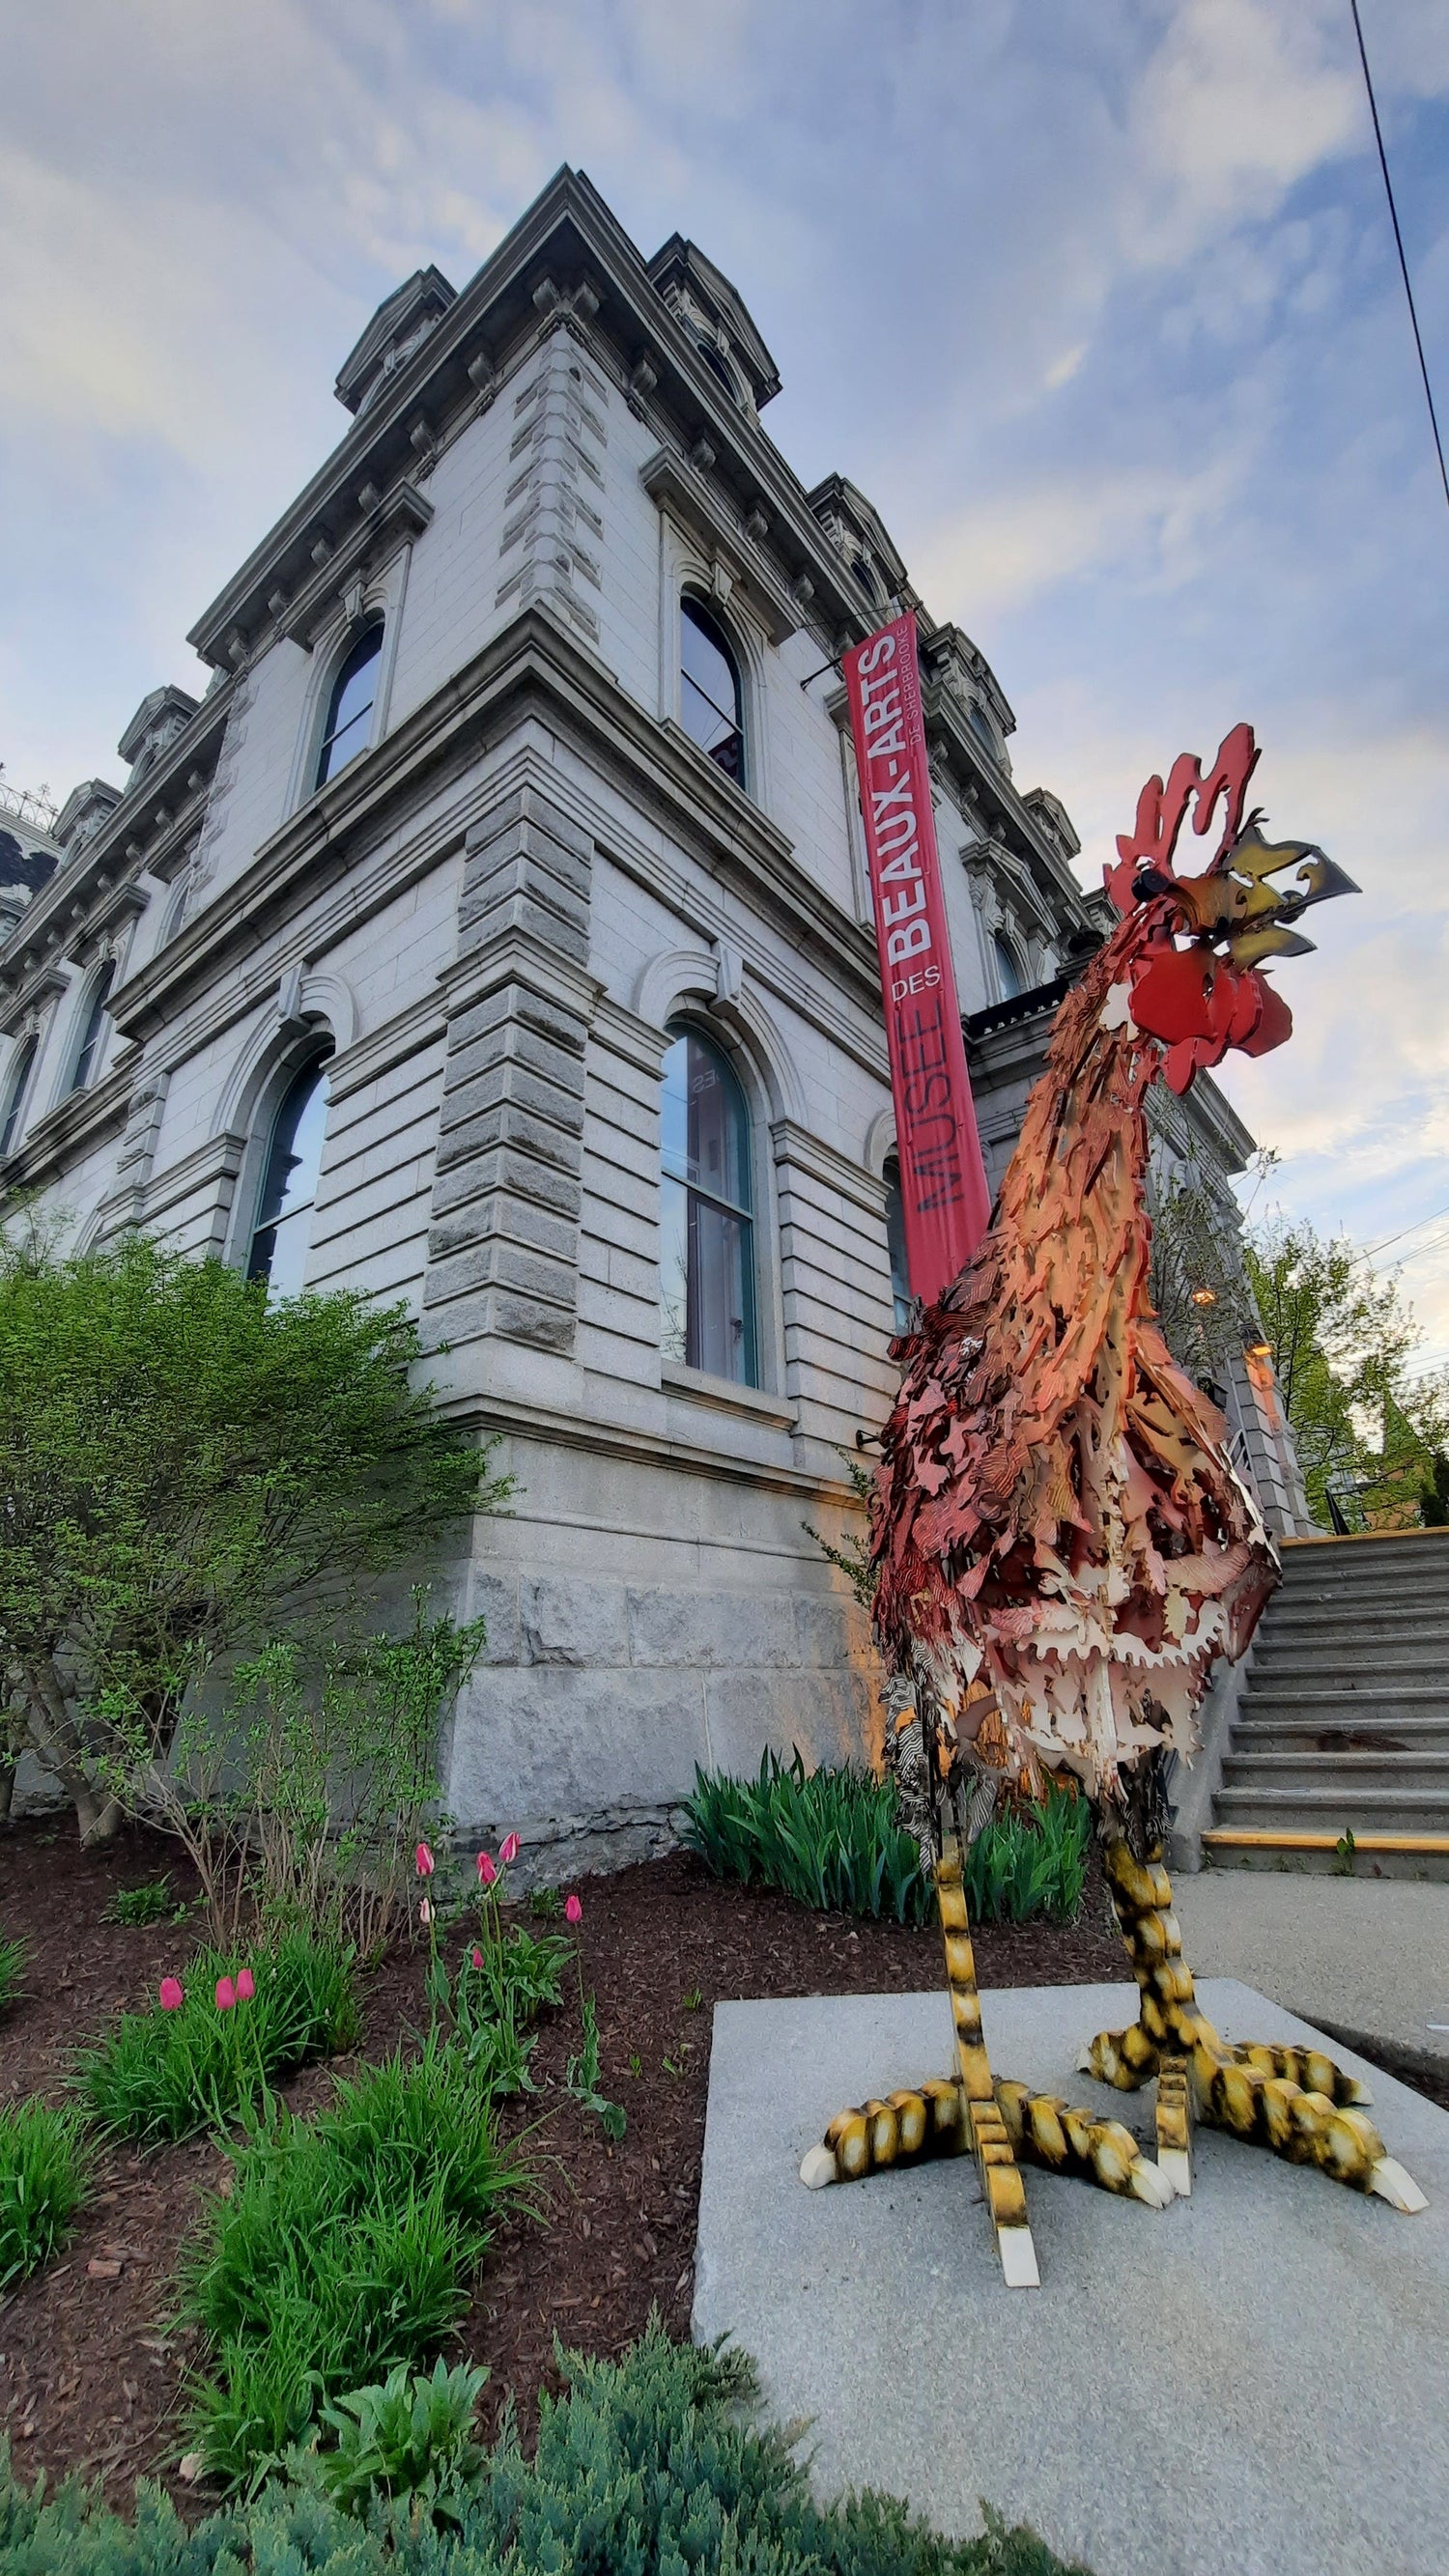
left=1350, top=0, right=1449, bottom=518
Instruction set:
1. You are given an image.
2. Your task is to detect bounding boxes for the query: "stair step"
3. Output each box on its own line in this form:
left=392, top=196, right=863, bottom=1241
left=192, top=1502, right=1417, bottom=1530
left=1260, top=1604, right=1449, bottom=1632
left=1202, top=1826, right=1449, bottom=1880
left=1223, top=1754, right=1449, bottom=1798
left=1213, top=1785, right=1449, bottom=1833
left=1234, top=1717, right=1449, bottom=1749
left=1240, top=1689, right=1449, bottom=1720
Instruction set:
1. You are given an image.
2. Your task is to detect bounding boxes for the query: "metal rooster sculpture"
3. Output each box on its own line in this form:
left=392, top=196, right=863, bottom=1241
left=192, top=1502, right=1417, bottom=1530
left=801, top=724, right=1426, bottom=2283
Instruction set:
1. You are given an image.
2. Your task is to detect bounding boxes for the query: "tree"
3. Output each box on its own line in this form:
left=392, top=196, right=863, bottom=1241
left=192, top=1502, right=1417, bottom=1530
left=1243, top=1217, right=1449, bottom=1530
left=0, top=1225, right=509, bottom=1840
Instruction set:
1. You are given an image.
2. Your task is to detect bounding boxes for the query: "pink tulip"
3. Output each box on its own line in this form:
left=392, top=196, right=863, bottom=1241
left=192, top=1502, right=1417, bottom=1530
left=476, top=1852, right=497, bottom=1888
left=235, top=1967, right=255, bottom=2003
left=215, top=1977, right=237, bottom=2012
left=415, top=1841, right=435, bottom=1878
left=564, top=1893, right=582, bottom=1924
left=158, top=1976, right=184, bottom=2012
left=471, top=1946, right=484, bottom=1970
left=498, top=1831, right=520, bottom=1866
left=419, top=1897, right=432, bottom=1925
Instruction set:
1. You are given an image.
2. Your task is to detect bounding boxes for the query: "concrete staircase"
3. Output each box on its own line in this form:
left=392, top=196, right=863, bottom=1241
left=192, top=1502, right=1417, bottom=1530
left=1203, top=1528, right=1449, bottom=1878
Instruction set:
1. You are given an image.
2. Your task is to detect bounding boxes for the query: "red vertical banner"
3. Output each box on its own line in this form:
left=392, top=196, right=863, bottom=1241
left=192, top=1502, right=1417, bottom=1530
left=844, top=612, right=993, bottom=1309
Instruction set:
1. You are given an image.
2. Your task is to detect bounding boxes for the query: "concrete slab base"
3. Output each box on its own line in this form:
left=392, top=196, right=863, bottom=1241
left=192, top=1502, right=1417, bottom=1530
left=694, top=1981, right=1449, bottom=2576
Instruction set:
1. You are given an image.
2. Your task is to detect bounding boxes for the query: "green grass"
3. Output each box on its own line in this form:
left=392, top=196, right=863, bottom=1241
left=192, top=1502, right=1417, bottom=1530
left=682, top=1749, right=1090, bottom=1925
left=0, top=2323, right=1092, bottom=2572
left=0, top=2101, right=91, bottom=2289
left=75, top=1932, right=357, bottom=2146
left=102, top=1878, right=183, bottom=1927
left=0, top=1936, right=27, bottom=2018
left=180, top=2041, right=530, bottom=2489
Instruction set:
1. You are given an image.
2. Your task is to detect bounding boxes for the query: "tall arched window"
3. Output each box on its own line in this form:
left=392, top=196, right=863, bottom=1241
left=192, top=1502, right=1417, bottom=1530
left=0, top=1033, right=38, bottom=1157
left=315, top=624, right=384, bottom=788
left=660, top=1023, right=757, bottom=1384
left=69, top=961, right=115, bottom=1094
left=882, top=1155, right=913, bottom=1335
left=680, top=599, right=744, bottom=785
left=993, top=932, right=1025, bottom=1002
left=246, top=1054, right=332, bottom=1297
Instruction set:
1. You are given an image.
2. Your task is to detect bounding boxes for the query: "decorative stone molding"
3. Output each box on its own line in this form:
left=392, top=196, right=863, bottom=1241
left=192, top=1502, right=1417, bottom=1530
left=496, top=329, right=607, bottom=643
left=641, top=447, right=802, bottom=645
left=422, top=779, right=601, bottom=1358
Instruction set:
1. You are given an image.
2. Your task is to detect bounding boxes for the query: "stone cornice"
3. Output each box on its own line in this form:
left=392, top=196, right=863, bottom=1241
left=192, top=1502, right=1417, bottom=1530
left=438, top=1382, right=862, bottom=1508
left=186, top=167, right=913, bottom=679
left=278, top=478, right=433, bottom=650
left=919, top=674, right=1094, bottom=924
left=770, top=1117, right=888, bottom=1221
left=0, top=685, right=233, bottom=1008
left=112, top=607, right=885, bottom=1052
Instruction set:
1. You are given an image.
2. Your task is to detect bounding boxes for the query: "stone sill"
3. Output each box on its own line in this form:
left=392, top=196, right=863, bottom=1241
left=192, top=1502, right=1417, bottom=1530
left=662, top=1360, right=796, bottom=1432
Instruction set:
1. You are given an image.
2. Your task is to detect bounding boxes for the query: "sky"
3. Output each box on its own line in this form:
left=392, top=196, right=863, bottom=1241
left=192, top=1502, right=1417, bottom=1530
left=3, top=0, right=1447, bottom=1356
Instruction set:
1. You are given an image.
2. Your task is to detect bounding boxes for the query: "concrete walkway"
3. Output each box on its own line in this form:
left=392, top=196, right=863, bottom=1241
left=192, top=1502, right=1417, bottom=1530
left=695, top=1983, right=1449, bottom=2576
left=1173, top=1871, right=1449, bottom=2064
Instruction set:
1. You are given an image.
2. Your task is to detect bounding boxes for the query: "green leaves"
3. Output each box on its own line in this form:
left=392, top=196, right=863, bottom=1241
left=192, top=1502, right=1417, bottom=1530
left=681, top=1752, right=1090, bottom=1927
left=682, top=1749, right=935, bottom=1925
left=310, top=2355, right=491, bottom=2525
left=76, top=1933, right=357, bottom=2145
left=180, top=2044, right=530, bottom=2491
left=0, top=1228, right=509, bottom=1836
left=0, top=2101, right=91, bottom=2289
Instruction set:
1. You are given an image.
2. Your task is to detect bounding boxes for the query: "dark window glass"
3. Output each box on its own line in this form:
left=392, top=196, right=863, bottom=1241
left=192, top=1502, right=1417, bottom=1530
left=680, top=600, right=744, bottom=785
left=246, top=1056, right=331, bottom=1297
left=696, top=340, right=737, bottom=399
left=0, top=1033, right=37, bottom=1157
left=316, top=625, right=384, bottom=788
left=882, top=1156, right=913, bottom=1334
left=970, top=701, right=998, bottom=758
left=660, top=1024, right=756, bottom=1385
left=69, top=961, right=115, bottom=1093
left=993, top=933, right=1024, bottom=1002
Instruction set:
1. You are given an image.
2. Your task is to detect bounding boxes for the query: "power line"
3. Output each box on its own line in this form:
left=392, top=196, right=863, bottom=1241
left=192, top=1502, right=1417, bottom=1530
left=1365, top=1200, right=1449, bottom=1258
left=1350, top=0, right=1449, bottom=518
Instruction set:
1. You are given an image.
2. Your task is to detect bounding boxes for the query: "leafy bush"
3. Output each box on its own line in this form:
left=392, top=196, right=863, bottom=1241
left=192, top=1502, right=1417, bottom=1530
left=181, top=2042, right=528, bottom=2489
left=683, top=1749, right=932, bottom=1922
left=76, top=1934, right=357, bottom=2145
left=0, top=2325, right=1090, bottom=2571
left=102, top=1879, right=181, bottom=1927
left=683, top=1751, right=1090, bottom=1926
left=0, top=2102, right=91, bottom=2288
left=961, top=1789, right=1091, bottom=1925
left=306, top=2356, right=490, bottom=2525
left=0, top=1935, right=26, bottom=2017
left=0, top=1222, right=505, bottom=1844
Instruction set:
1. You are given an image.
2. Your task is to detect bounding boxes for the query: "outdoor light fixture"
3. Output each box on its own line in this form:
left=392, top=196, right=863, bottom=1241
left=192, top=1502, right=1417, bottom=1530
left=1189, top=1286, right=1218, bottom=1308
left=1245, top=1339, right=1273, bottom=1359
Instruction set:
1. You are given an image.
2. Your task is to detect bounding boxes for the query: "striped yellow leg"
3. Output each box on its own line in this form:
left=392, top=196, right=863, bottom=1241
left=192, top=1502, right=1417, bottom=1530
left=1080, top=1840, right=1427, bottom=2213
left=798, top=1848, right=1174, bottom=2275
left=935, top=1845, right=1038, bottom=2285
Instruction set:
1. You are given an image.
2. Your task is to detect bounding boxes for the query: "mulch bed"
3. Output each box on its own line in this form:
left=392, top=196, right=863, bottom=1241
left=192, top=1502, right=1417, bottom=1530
left=5, top=1816, right=1435, bottom=2520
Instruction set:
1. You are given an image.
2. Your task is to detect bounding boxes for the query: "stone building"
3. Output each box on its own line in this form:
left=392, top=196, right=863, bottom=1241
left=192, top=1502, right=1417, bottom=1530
left=0, top=168, right=1294, bottom=1860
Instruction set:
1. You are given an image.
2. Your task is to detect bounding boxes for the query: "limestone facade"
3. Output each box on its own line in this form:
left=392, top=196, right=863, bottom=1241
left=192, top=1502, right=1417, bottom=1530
left=0, top=169, right=1279, bottom=1862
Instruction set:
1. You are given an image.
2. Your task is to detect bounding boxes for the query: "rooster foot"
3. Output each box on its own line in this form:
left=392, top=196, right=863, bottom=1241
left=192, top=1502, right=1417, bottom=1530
left=1081, top=1838, right=1427, bottom=2212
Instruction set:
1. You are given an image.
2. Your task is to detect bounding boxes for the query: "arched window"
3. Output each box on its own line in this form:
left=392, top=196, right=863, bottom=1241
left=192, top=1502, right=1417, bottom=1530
left=315, top=624, right=384, bottom=789
left=993, top=933, right=1025, bottom=1002
left=0, top=1032, right=38, bottom=1158
left=69, top=961, right=115, bottom=1094
left=246, top=1053, right=332, bottom=1297
left=882, top=1155, right=913, bottom=1335
left=680, top=599, right=745, bottom=786
left=970, top=701, right=998, bottom=760
left=660, top=1022, right=757, bottom=1384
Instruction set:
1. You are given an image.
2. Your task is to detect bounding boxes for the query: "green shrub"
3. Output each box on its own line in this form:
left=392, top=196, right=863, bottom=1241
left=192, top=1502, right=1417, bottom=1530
left=0, top=1936, right=26, bottom=2017
left=0, top=2102, right=91, bottom=2288
left=683, top=1750, right=1090, bottom=1926
left=960, top=1789, right=1091, bottom=1926
left=102, top=1879, right=181, bottom=1927
left=181, top=2042, right=528, bottom=2489
left=76, top=1933, right=357, bottom=2145
left=683, top=1748, right=934, bottom=1922
left=0, top=2324, right=1091, bottom=2572
left=305, top=2356, right=490, bottom=2525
